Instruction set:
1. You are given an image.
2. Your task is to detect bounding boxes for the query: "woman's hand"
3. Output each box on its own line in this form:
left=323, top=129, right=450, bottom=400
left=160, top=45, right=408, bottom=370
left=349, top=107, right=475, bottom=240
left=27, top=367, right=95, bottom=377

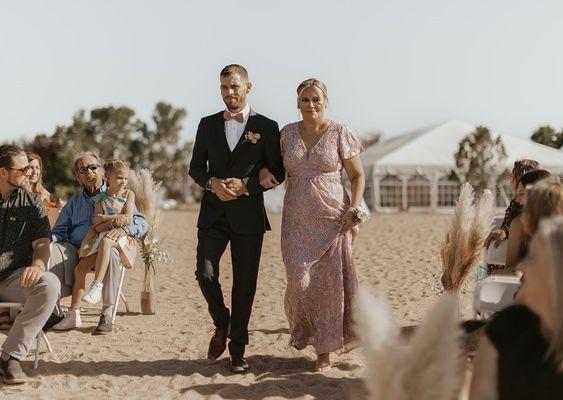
left=341, top=210, right=356, bottom=231
left=259, top=168, right=279, bottom=188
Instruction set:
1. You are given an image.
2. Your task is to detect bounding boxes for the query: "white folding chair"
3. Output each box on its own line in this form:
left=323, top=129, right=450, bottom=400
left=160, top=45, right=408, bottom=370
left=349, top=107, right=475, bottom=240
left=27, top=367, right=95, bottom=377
left=0, top=302, right=53, bottom=369
left=473, top=275, right=521, bottom=319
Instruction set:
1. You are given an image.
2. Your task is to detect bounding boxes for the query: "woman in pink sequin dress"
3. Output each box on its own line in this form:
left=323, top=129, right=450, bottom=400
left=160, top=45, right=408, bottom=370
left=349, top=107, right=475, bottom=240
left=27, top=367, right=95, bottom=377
left=262, top=79, right=365, bottom=371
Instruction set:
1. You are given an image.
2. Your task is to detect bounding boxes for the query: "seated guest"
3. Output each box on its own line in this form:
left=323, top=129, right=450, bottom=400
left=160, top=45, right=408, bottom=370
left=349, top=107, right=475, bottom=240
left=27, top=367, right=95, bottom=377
left=505, top=169, right=551, bottom=269
left=26, top=152, right=62, bottom=227
left=483, top=159, right=541, bottom=275
left=49, top=151, right=147, bottom=334
left=0, top=145, right=60, bottom=384
left=469, top=216, right=563, bottom=400
left=522, top=178, right=563, bottom=237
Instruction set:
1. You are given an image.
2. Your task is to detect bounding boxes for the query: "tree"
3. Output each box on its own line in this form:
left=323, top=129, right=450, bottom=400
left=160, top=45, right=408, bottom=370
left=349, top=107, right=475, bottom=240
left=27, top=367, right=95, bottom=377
left=454, top=125, right=507, bottom=194
left=89, top=106, right=142, bottom=161
left=530, top=125, right=563, bottom=149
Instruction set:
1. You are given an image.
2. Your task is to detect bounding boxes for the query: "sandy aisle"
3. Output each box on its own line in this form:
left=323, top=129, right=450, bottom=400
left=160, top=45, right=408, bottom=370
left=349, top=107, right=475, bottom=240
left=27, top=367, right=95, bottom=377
left=0, top=209, right=473, bottom=399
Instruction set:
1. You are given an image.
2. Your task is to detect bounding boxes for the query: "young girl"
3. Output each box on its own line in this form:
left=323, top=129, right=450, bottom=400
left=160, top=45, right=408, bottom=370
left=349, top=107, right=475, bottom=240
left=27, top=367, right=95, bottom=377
left=53, top=160, right=137, bottom=330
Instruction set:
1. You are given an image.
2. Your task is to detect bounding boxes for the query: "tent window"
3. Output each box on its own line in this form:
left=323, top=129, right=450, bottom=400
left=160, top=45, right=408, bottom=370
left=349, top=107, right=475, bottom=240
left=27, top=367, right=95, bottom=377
left=380, top=175, right=402, bottom=208
left=407, top=175, right=431, bottom=207
left=438, top=177, right=461, bottom=207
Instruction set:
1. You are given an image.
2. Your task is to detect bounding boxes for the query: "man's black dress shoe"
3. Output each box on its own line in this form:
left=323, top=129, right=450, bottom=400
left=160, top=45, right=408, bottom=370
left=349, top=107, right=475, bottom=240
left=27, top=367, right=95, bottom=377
left=230, top=356, right=250, bottom=373
left=207, top=327, right=228, bottom=360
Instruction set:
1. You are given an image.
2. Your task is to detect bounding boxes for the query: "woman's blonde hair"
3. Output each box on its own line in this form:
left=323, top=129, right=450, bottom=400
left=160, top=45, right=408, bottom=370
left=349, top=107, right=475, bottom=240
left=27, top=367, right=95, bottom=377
left=523, top=178, right=563, bottom=234
left=26, top=152, right=46, bottom=195
left=537, top=216, right=563, bottom=369
left=297, top=78, right=329, bottom=102
left=103, top=159, right=129, bottom=176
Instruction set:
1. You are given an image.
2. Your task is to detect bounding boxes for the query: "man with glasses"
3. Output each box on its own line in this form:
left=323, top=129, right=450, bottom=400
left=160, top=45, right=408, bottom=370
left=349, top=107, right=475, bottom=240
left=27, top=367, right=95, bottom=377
left=0, top=145, right=60, bottom=384
left=49, top=151, right=147, bottom=334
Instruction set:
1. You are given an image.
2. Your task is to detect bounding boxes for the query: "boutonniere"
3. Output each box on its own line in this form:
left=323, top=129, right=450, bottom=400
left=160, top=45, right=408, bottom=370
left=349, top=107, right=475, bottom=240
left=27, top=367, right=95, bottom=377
left=244, top=131, right=261, bottom=144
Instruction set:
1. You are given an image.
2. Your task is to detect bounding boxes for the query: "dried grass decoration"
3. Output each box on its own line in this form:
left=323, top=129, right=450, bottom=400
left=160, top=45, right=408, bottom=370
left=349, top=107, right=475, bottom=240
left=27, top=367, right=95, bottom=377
left=355, top=289, right=464, bottom=400
left=440, top=183, right=495, bottom=291
left=128, top=169, right=171, bottom=315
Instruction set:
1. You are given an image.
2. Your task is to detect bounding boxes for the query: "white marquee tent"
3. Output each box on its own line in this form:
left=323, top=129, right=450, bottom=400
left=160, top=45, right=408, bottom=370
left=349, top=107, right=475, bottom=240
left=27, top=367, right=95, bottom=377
left=361, top=120, right=563, bottom=211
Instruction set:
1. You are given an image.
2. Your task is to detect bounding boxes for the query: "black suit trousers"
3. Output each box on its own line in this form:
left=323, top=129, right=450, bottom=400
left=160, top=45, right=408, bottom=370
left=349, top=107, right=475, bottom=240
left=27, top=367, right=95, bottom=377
left=195, top=214, right=264, bottom=357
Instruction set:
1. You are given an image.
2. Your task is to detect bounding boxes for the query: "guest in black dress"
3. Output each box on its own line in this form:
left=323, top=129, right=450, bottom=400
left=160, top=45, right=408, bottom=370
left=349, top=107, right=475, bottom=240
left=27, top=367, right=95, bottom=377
left=469, top=215, right=563, bottom=400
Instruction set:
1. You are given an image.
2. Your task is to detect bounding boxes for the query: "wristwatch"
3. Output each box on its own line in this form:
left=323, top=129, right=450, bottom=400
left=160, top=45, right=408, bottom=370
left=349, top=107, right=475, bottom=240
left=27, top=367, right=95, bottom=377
left=205, top=178, right=214, bottom=191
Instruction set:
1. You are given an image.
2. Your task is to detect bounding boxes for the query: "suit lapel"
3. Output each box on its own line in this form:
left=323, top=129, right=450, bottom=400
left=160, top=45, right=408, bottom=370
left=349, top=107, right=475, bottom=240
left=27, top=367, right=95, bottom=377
left=229, top=108, right=258, bottom=164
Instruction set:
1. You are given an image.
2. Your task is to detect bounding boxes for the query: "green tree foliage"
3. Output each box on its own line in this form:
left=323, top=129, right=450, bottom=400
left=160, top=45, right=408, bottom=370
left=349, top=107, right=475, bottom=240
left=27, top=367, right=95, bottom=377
left=14, top=102, right=195, bottom=201
left=454, top=125, right=507, bottom=194
left=530, top=125, right=563, bottom=149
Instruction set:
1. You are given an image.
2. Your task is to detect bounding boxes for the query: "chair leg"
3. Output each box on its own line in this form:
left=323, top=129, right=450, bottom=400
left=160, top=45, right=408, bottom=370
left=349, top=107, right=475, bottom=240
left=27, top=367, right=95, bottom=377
left=120, top=291, right=130, bottom=313
left=112, top=266, right=126, bottom=324
left=33, top=335, right=40, bottom=370
left=40, top=331, right=53, bottom=354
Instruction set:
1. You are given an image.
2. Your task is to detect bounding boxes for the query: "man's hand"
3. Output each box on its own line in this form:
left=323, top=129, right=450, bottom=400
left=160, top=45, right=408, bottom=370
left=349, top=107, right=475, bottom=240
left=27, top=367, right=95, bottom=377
left=106, top=228, right=127, bottom=241
left=210, top=178, right=237, bottom=201
left=259, top=168, right=279, bottom=189
left=223, top=178, right=248, bottom=197
left=19, top=266, right=44, bottom=288
left=484, top=229, right=506, bottom=249
left=92, top=214, right=107, bottom=226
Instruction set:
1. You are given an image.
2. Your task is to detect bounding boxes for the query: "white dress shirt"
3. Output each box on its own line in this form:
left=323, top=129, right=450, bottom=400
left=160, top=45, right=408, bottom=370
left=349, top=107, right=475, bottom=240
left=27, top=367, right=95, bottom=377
left=224, top=104, right=250, bottom=151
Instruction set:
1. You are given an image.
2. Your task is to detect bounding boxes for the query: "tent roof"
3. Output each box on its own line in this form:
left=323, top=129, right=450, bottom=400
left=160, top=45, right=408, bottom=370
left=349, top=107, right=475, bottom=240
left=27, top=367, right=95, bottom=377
left=362, top=119, right=563, bottom=172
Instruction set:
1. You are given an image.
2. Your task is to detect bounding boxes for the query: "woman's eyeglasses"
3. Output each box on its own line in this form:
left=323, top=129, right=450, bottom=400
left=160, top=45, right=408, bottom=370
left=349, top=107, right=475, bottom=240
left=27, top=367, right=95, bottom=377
left=77, top=164, right=100, bottom=174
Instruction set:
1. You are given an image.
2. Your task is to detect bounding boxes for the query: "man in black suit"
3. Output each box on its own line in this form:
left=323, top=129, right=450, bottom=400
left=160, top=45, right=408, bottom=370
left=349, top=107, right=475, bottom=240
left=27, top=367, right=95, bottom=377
left=189, top=64, right=285, bottom=372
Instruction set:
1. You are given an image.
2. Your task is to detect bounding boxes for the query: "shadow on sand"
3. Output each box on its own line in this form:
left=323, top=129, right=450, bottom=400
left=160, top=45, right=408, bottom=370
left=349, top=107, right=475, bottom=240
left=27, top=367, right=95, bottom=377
left=29, top=355, right=366, bottom=399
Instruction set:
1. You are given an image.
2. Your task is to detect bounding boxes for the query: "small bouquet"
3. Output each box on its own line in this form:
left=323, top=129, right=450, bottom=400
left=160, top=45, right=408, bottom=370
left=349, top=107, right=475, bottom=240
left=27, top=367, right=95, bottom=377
left=128, top=169, right=171, bottom=315
left=349, top=206, right=370, bottom=225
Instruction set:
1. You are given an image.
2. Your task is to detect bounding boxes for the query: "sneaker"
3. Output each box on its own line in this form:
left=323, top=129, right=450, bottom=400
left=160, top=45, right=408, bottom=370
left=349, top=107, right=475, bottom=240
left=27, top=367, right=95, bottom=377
left=82, top=281, right=104, bottom=304
left=92, top=314, right=112, bottom=335
left=0, top=356, right=27, bottom=384
left=53, top=309, right=81, bottom=331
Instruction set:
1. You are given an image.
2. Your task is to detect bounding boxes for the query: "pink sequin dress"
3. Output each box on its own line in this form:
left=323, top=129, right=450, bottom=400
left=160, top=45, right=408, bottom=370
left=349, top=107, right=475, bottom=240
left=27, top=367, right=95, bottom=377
left=281, top=121, right=363, bottom=355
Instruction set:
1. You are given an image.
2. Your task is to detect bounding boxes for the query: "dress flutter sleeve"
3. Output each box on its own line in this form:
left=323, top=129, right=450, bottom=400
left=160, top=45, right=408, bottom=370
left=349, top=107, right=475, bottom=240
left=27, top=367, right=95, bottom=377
left=338, top=124, right=363, bottom=160
left=280, top=125, right=288, bottom=156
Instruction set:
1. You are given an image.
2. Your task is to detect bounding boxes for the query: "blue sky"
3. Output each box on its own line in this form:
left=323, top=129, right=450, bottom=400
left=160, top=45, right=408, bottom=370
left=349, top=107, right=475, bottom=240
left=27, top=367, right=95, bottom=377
left=2, top=0, right=563, bottom=143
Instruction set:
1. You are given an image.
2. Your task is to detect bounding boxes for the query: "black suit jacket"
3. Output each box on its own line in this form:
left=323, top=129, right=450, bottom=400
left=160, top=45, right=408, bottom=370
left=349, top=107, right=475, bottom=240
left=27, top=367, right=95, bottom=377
left=189, top=109, right=285, bottom=235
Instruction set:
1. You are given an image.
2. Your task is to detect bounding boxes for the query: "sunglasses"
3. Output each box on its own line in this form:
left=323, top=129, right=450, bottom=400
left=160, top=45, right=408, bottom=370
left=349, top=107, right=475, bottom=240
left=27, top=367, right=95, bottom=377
left=7, top=165, right=32, bottom=174
left=77, top=164, right=100, bottom=174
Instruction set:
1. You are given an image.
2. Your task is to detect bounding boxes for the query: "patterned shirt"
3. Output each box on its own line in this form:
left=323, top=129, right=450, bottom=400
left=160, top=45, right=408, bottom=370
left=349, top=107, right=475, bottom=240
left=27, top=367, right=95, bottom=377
left=500, top=199, right=523, bottom=238
left=0, top=188, right=51, bottom=282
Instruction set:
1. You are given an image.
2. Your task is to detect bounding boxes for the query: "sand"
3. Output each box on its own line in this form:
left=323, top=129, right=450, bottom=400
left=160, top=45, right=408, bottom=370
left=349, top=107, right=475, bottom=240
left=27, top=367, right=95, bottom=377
left=0, top=209, right=475, bottom=399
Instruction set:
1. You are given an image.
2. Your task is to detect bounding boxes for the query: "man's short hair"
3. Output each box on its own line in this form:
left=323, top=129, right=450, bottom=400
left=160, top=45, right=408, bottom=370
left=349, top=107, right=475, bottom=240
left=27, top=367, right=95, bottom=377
left=220, top=64, right=249, bottom=81
left=73, top=151, right=104, bottom=172
left=0, top=144, right=25, bottom=169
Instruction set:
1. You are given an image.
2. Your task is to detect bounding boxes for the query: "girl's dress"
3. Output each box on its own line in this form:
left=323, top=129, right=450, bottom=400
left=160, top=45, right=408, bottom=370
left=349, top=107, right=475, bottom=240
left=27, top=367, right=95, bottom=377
left=79, top=190, right=137, bottom=269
